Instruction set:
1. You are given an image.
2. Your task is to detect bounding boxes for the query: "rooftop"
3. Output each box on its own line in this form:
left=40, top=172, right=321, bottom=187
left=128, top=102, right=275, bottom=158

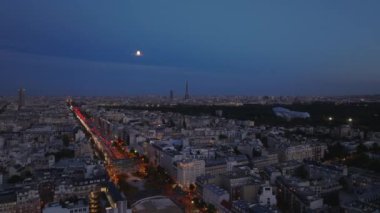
left=132, top=196, right=182, bottom=213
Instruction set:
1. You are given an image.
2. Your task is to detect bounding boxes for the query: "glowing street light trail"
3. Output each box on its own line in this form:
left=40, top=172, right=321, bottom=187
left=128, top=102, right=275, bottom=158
left=72, top=106, right=126, bottom=160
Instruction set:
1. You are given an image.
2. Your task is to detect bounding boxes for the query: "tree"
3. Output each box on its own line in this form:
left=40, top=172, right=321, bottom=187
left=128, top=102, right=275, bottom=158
left=252, top=149, right=262, bottom=157
left=189, top=183, right=196, bottom=192
left=62, top=134, right=70, bottom=146
left=357, top=143, right=368, bottom=153
left=261, top=137, right=268, bottom=148
left=8, top=175, right=23, bottom=184
left=295, top=166, right=308, bottom=179
left=339, top=177, right=351, bottom=191
left=49, top=149, right=75, bottom=162
left=325, top=143, right=346, bottom=160
left=372, top=143, right=379, bottom=153
left=193, top=197, right=201, bottom=208
left=233, top=147, right=241, bottom=155
left=142, top=156, right=149, bottom=164
left=21, top=170, right=32, bottom=178
left=218, top=134, right=227, bottom=140
left=117, top=176, right=139, bottom=195
left=207, top=204, right=217, bottom=213
left=146, top=166, right=158, bottom=179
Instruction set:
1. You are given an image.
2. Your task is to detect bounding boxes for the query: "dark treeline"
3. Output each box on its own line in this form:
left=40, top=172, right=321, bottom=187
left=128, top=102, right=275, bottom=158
left=105, top=102, right=380, bottom=131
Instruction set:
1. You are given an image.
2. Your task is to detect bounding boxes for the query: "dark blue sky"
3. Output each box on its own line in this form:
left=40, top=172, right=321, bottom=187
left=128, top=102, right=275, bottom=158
left=1, top=0, right=379, bottom=96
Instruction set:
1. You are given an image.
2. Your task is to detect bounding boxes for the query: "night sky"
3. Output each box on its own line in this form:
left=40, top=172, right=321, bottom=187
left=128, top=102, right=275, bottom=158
left=0, top=0, right=379, bottom=96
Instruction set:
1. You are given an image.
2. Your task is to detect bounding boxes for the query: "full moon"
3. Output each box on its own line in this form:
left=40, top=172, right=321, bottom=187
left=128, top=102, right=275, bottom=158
left=135, top=50, right=142, bottom=57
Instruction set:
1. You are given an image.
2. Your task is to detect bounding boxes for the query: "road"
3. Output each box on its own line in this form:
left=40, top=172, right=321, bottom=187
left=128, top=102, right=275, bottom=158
left=71, top=104, right=203, bottom=212
left=71, top=105, right=130, bottom=184
left=72, top=106, right=126, bottom=160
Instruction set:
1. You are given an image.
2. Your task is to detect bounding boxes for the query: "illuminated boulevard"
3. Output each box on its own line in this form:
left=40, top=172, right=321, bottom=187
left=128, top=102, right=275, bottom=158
left=71, top=105, right=126, bottom=183
left=70, top=103, right=203, bottom=212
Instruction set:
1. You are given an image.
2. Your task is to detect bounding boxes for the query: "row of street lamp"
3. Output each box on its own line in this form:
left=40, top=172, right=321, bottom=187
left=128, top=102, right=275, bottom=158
left=328, top=116, right=353, bottom=123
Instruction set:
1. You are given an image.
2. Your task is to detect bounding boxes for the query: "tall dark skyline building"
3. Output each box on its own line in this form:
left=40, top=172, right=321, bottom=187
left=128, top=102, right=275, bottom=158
left=184, top=80, right=190, bottom=100
left=170, top=90, right=174, bottom=101
left=18, top=88, right=25, bottom=110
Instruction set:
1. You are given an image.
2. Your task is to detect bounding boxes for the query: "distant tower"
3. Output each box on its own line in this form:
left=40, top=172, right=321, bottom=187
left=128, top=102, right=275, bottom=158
left=18, top=88, right=25, bottom=110
left=184, top=80, right=190, bottom=100
left=170, top=90, right=174, bottom=101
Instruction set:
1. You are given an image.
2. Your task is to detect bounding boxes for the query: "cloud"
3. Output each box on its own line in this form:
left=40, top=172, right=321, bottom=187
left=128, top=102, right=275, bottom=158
left=0, top=50, right=202, bottom=96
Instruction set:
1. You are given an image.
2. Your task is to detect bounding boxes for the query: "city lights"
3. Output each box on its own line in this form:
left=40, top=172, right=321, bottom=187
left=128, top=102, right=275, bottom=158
left=4, top=1, right=380, bottom=212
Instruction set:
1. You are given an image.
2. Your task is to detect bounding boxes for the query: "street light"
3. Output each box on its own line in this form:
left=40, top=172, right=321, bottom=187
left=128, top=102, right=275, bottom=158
left=328, top=117, right=333, bottom=121
left=348, top=118, right=353, bottom=123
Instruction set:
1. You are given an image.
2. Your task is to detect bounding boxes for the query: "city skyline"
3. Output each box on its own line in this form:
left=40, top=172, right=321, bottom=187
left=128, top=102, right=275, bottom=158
left=1, top=1, right=380, bottom=212
left=4, top=85, right=380, bottom=99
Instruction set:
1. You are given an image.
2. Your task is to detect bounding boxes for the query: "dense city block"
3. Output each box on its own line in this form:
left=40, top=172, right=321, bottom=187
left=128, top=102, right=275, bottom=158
left=0, top=94, right=379, bottom=212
